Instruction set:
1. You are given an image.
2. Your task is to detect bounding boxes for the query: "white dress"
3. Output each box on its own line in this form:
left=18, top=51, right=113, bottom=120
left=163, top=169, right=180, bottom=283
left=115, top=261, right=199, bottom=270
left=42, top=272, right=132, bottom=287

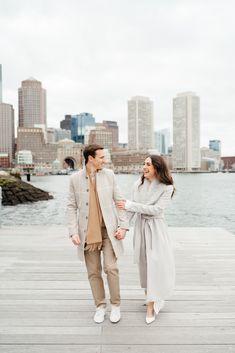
left=125, top=178, right=175, bottom=304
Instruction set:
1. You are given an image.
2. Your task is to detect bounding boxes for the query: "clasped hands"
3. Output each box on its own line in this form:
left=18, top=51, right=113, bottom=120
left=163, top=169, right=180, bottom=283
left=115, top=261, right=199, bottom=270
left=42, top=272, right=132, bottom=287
left=71, top=200, right=127, bottom=245
left=71, top=228, right=126, bottom=245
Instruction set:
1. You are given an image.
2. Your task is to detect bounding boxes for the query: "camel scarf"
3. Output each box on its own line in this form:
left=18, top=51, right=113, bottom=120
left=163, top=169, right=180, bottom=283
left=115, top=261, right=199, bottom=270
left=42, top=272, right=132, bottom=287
left=85, top=172, right=103, bottom=251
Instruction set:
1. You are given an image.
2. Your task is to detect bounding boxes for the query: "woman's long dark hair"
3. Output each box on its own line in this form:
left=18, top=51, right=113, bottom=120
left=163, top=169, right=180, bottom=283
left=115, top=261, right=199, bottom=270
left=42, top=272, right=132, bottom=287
left=139, top=155, right=175, bottom=197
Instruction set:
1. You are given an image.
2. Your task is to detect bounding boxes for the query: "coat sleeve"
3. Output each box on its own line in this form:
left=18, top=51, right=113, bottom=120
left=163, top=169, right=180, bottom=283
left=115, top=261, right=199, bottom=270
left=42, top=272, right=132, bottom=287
left=67, top=176, right=79, bottom=236
left=125, top=185, right=173, bottom=216
left=112, top=172, right=129, bottom=230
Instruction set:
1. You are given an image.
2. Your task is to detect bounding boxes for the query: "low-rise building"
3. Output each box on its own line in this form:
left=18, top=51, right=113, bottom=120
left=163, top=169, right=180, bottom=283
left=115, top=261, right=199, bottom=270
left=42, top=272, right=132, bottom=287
left=0, top=153, right=10, bottom=168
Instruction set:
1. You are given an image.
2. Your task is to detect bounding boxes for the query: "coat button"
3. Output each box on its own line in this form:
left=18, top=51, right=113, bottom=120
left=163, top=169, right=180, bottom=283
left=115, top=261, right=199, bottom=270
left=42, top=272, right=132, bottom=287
left=86, top=189, right=89, bottom=192
left=86, top=202, right=88, bottom=206
left=86, top=216, right=88, bottom=219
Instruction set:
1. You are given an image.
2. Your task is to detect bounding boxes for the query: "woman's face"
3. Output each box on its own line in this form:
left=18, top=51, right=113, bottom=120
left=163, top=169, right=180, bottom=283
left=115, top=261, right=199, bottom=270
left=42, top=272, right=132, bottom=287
left=143, top=157, right=157, bottom=181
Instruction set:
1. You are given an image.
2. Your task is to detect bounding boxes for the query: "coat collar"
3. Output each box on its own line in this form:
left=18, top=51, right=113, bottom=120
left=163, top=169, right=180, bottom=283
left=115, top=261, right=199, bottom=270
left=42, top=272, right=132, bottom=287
left=81, top=167, right=104, bottom=179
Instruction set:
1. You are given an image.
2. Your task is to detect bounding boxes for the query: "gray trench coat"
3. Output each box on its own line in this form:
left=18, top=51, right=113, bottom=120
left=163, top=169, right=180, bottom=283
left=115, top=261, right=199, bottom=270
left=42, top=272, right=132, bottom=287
left=126, top=178, right=175, bottom=301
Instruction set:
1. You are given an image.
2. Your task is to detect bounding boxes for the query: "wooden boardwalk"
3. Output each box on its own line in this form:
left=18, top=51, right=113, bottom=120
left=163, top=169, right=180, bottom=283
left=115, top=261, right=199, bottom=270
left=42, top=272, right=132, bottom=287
left=0, top=225, right=235, bottom=353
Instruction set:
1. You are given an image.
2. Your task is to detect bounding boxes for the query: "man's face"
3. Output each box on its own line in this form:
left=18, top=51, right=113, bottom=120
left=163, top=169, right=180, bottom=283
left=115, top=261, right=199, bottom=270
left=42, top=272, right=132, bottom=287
left=90, top=149, right=106, bottom=170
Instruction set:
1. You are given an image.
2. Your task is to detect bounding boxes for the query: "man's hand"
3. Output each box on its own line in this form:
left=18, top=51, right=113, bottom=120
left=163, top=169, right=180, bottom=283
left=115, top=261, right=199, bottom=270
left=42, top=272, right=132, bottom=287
left=71, top=234, right=81, bottom=246
left=115, top=228, right=126, bottom=240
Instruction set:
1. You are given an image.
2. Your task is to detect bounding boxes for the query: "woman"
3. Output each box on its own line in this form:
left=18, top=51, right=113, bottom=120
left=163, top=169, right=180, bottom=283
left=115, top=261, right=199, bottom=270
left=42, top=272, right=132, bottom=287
left=116, top=155, right=175, bottom=324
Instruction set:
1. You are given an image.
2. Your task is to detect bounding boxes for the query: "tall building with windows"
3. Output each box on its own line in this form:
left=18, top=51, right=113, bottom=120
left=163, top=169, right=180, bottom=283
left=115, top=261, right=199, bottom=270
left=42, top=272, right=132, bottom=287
left=103, top=120, right=119, bottom=149
left=173, top=92, right=200, bottom=171
left=128, top=96, right=154, bottom=150
left=71, top=112, right=95, bottom=143
left=0, top=103, right=15, bottom=164
left=18, top=77, right=47, bottom=128
left=0, top=65, right=15, bottom=165
left=0, top=64, right=2, bottom=103
left=88, top=126, right=113, bottom=151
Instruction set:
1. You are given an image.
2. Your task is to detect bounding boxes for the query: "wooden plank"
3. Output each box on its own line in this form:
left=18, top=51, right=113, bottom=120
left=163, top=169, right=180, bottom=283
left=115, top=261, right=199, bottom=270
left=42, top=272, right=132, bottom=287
left=0, top=346, right=101, bottom=353
left=0, top=225, right=235, bottom=352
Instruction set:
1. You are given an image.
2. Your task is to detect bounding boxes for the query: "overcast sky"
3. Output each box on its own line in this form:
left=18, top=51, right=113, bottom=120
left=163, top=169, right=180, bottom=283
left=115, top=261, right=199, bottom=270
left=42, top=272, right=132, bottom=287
left=1, top=0, right=235, bottom=155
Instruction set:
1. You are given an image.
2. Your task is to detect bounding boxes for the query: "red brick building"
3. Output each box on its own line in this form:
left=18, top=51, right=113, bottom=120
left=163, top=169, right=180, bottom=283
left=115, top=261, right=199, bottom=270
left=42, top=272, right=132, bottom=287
left=221, top=156, right=235, bottom=170
left=0, top=153, right=10, bottom=168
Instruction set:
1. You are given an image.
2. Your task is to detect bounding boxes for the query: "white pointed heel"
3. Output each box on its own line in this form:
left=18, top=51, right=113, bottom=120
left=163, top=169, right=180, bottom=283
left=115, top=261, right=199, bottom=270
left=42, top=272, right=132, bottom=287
left=145, top=313, right=156, bottom=324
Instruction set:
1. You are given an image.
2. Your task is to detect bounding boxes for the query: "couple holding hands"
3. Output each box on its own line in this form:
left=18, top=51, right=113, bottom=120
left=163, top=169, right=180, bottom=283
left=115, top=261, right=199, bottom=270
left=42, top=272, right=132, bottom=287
left=68, top=144, right=175, bottom=325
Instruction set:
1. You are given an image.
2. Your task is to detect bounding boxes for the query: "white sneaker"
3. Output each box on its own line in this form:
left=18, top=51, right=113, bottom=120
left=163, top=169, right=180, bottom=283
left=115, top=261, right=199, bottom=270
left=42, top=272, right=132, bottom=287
left=94, top=306, right=106, bottom=323
left=110, top=305, right=121, bottom=323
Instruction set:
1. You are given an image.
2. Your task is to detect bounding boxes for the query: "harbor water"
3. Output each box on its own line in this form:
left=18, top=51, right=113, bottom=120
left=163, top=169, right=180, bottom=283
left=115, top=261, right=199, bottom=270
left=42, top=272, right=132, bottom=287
left=1, top=173, right=235, bottom=235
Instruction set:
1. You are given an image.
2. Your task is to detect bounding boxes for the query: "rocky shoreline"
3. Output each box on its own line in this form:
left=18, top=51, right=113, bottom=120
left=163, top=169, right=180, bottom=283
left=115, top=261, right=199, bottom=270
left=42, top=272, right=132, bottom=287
left=0, top=174, right=53, bottom=206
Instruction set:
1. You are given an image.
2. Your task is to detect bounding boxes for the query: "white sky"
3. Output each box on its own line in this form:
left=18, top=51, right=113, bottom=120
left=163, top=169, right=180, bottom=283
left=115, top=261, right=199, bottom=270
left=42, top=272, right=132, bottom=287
left=1, top=0, right=235, bottom=155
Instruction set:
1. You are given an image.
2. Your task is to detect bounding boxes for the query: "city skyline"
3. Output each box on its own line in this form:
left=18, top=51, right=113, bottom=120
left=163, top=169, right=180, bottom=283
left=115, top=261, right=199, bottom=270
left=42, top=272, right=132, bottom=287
left=0, top=0, right=235, bottom=155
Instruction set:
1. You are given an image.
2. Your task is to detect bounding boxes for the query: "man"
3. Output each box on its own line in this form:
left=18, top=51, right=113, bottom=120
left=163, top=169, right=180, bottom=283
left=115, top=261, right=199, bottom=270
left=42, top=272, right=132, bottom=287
left=67, top=144, right=128, bottom=324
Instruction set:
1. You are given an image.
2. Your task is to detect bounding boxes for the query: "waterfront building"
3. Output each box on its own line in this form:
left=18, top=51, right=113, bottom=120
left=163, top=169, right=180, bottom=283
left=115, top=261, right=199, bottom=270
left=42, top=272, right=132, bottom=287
left=17, top=127, right=57, bottom=164
left=16, top=150, right=33, bottom=165
left=200, top=147, right=220, bottom=171
left=0, top=153, right=10, bottom=168
left=18, top=77, right=47, bottom=128
left=111, top=150, right=171, bottom=173
left=111, top=150, right=148, bottom=173
left=128, top=96, right=154, bottom=150
left=57, top=139, right=82, bottom=169
left=154, top=129, right=170, bottom=155
left=173, top=92, right=200, bottom=171
left=200, top=147, right=221, bottom=159
left=221, top=156, right=235, bottom=170
left=0, top=102, right=15, bottom=165
left=103, top=120, right=119, bottom=149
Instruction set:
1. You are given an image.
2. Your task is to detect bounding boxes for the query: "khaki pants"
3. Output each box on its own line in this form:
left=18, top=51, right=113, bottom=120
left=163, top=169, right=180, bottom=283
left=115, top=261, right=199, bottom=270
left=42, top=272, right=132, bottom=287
left=84, top=227, right=120, bottom=307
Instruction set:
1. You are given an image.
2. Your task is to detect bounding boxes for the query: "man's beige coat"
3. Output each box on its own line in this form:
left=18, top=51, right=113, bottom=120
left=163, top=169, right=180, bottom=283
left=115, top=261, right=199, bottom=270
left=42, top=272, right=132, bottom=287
left=67, top=167, right=129, bottom=261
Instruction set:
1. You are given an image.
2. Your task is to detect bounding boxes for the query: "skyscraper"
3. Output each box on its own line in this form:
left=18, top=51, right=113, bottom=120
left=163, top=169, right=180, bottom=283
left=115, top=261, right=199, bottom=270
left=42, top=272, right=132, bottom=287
left=0, top=65, right=15, bottom=165
left=71, top=113, right=95, bottom=143
left=128, top=96, right=154, bottom=150
left=0, top=64, right=2, bottom=103
left=0, top=103, right=15, bottom=164
left=173, top=92, right=200, bottom=171
left=18, top=77, right=47, bottom=128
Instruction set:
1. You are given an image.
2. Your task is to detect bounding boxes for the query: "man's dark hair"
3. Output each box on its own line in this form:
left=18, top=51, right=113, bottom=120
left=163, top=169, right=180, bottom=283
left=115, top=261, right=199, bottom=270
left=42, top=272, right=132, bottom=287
left=83, top=144, right=104, bottom=165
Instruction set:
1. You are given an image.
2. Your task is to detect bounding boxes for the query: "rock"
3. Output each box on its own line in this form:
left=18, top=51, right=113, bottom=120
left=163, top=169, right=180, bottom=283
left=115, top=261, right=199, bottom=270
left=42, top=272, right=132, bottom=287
left=0, top=171, right=9, bottom=177
left=0, top=175, right=53, bottom=206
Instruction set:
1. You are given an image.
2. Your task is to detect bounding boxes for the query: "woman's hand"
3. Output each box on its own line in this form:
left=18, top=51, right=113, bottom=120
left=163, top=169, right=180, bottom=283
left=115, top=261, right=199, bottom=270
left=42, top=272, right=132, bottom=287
left=116, top=200, right=126, bottom=209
